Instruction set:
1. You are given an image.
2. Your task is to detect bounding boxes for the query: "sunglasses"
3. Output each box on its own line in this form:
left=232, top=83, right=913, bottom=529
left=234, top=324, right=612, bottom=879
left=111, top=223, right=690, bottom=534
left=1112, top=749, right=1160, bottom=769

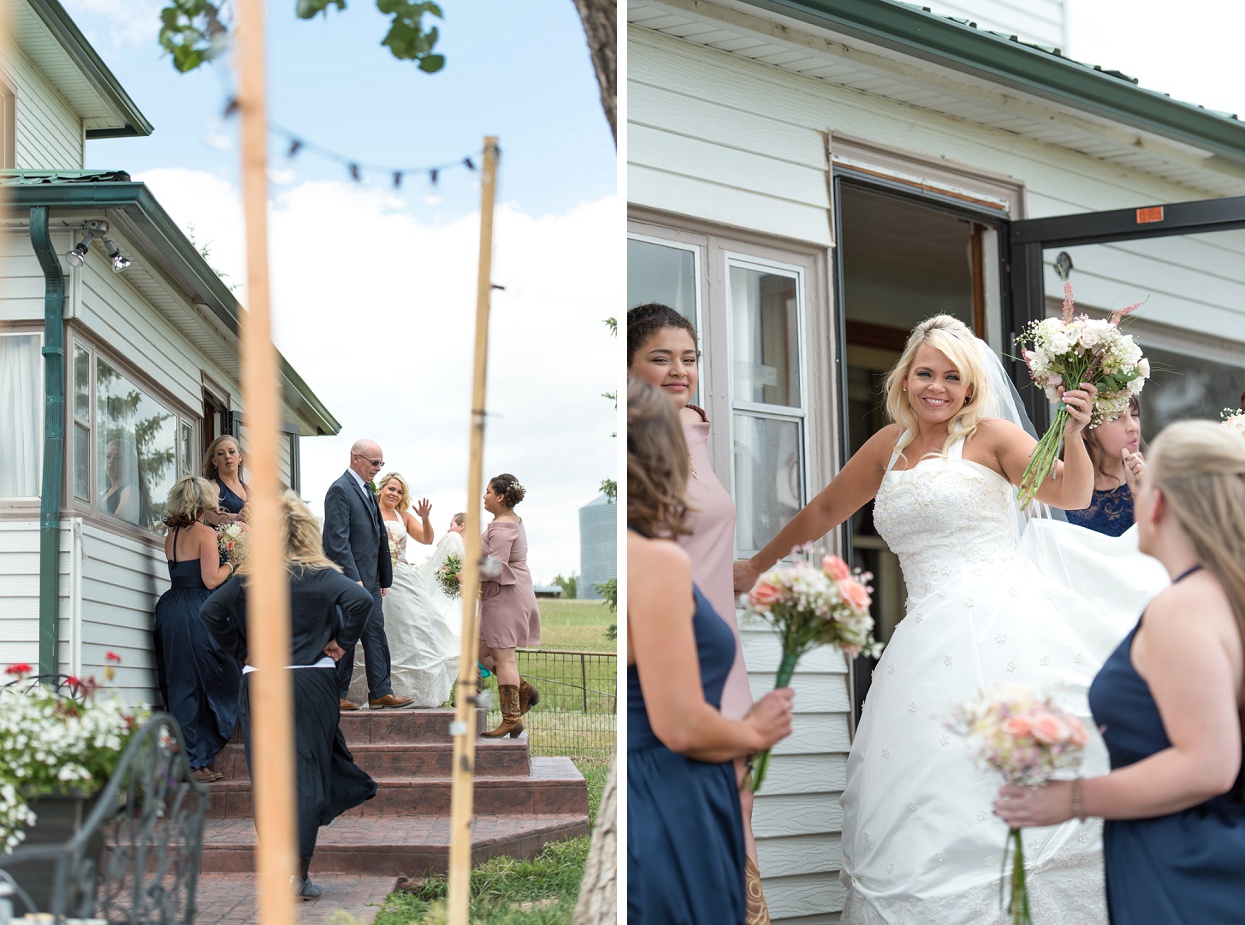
left=354, top=454, right=384, bottom=467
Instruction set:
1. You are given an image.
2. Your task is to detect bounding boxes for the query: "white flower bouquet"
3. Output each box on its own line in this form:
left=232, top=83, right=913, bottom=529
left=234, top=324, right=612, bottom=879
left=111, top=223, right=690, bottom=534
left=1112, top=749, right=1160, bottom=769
left=1222, top=408, right=1245, bottom=437
left=741, top=553, right=880, bottom=792
left=947, top=685, right=1088, bottom=924
left=436, top=552, right=463, bottom=600
left=0, top=656, right=149, bottom=852
left=216, top=521, right=249, bottom=574
left=1016, top=276, right=1149, bottom=505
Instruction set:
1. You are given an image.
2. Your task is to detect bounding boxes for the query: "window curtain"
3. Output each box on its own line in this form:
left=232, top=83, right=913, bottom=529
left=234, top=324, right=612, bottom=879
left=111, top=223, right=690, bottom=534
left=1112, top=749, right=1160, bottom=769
left=0, top=334, right=43, bottom=497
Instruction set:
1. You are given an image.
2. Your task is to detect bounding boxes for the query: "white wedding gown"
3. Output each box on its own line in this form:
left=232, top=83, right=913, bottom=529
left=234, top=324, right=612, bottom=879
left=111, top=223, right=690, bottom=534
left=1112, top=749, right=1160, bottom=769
left=839, top=437, right=1168, bottom=924
left=384, top=521, right=464, bottom=708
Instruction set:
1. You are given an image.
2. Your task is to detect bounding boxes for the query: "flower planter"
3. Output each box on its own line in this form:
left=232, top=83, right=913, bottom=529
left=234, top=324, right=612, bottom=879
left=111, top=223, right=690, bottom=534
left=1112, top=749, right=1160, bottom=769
left=8, top=790, right=105, bottom=916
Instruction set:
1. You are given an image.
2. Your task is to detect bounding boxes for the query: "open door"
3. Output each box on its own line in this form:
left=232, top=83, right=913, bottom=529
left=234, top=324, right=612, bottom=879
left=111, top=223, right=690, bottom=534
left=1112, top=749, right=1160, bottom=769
left=1008, top=195, right=1245, bottom=436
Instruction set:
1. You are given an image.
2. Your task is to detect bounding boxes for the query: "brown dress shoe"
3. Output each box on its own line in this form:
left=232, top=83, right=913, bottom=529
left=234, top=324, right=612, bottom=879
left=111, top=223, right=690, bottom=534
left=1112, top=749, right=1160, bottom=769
left=192, top=767, right=223, bottom=783
left=339, top=698, right=360, bottom=711
left=368, top=694, right=414, bottom=709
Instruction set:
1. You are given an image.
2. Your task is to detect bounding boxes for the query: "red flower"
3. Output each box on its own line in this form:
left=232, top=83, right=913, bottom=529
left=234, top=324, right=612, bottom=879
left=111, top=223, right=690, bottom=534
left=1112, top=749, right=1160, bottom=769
left=105, top=651, right=122, bottom=664
left=6, top=663, right=32, bottom=676
left=65, top=675, right=82, bottom=691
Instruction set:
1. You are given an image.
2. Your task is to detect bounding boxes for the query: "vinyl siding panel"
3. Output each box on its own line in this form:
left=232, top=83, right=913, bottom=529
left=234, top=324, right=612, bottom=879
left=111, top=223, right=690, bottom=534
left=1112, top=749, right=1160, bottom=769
left=1, top=39, right=82, bottom=170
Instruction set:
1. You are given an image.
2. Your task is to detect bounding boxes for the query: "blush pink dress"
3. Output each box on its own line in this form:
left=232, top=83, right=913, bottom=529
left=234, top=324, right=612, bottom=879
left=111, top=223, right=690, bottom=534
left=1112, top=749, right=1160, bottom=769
left=680, top=406, right=752, bottom=722
left=480, top=520, right=541, bottom=648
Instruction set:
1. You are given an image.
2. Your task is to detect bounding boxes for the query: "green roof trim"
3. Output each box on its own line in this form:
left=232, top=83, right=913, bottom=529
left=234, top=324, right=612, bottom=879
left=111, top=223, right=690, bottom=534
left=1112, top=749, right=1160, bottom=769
left=28, top=0, right=154, bottom=138
left=739, top=0, right=1245, bottom=165
left=3, top=175, right=340, bottom=437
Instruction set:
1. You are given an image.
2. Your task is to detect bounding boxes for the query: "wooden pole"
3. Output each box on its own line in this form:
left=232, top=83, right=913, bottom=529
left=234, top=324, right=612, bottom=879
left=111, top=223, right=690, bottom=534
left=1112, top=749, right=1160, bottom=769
left=447, top=135, right=500, bottom=925
left=236, top=2, right=297, bottom=922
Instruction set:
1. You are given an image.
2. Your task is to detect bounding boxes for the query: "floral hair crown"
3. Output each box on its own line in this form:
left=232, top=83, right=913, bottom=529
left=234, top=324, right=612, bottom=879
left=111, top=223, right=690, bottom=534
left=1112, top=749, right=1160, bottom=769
left=509, top=478, right=524, bottom=493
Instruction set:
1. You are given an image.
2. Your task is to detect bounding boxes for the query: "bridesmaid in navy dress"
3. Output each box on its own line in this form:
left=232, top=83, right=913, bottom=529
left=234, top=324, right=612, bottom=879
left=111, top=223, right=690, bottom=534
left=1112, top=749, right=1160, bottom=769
left=1066, top=397, right=1145, bottom=537
left=202, top=435, right=250, bottom=525
left=154, top=476, right=240, bottom=783
left=997, top=420, right=1245, bottom=922
left=627, top=377, right=794, bottom=925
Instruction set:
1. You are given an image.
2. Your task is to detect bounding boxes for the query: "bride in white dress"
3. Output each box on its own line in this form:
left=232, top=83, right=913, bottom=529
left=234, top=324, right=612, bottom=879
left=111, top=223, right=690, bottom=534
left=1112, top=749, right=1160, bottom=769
left=377, top=474, right=461, bottom=708
left=733, top=316, right=1165, bottom=923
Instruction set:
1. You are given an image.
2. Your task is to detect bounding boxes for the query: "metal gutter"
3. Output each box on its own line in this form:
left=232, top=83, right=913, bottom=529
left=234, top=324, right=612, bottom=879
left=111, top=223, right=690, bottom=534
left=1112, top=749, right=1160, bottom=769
left=4, top=178, right=341, bottom=437
left=737, top=0, right=1245, bottom=167
left=25, top=0, right=153, bottom=138
left=31, top=206, right=65, bottom=676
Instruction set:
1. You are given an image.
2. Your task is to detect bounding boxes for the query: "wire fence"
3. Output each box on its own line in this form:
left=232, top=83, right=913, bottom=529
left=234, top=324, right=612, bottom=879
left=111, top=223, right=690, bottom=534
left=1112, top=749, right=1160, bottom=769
left=484, top=648, right=617, bottom=760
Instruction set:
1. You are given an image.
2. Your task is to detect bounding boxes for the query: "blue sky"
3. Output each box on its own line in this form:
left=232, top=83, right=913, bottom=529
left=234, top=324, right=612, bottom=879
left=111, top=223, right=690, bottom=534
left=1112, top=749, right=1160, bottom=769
left=69, top=1, right=615, bottom=220
left=61, top=0, right=621, bottom=585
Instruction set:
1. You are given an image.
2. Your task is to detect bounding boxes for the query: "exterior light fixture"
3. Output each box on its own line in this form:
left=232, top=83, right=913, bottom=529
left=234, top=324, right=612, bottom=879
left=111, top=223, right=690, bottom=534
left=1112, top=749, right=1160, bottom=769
left=65, top=238, right=90, bottom=267
left=64, top=220, right=132, bottom=273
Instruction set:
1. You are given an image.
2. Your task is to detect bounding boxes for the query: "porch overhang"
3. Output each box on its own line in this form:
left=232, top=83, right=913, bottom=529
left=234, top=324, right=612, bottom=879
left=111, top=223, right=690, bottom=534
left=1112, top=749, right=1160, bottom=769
left=3, top=175, right=341, bottom=437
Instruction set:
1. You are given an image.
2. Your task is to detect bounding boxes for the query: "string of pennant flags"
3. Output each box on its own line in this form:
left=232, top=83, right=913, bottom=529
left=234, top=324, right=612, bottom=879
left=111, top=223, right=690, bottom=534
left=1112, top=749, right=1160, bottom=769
left=221, top=96, right=498, bottom=189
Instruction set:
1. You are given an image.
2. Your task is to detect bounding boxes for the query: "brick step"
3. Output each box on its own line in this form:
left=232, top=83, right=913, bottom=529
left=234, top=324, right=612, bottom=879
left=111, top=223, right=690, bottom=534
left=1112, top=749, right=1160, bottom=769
left=212, top=736, right=530, bottom=780
left=227, top=708, right=484, bottom=747
left=199, top=812, right=590, bottom=876
left=206, top=757, right=588, bottom=820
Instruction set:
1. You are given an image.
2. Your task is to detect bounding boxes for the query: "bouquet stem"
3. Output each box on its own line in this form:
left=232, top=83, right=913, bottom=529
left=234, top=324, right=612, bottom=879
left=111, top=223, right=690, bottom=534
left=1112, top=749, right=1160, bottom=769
left=1018, top=406, right=1070, bottom=507
left=1001, top=827, right=1031, bottom=925
left=748, top=651, right=798, bottom=794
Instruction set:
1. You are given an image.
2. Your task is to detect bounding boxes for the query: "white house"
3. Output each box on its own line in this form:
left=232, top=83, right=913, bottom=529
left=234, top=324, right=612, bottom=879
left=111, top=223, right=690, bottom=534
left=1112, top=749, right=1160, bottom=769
left=0, top=0, right=339, bottom=703
left=628, top=0, right=1245, bottom=920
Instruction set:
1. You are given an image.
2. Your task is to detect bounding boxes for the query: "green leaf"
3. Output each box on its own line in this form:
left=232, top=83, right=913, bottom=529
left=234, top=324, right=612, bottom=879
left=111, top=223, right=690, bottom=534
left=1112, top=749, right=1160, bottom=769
left=418, top=53, right=444, bottom=73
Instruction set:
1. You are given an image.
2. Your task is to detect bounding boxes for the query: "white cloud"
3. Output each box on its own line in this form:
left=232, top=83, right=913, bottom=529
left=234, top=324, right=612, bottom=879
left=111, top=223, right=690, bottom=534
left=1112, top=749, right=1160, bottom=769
left=133, top=168, right=621, bottom=585
left=60, top=0, right=164, bottom=52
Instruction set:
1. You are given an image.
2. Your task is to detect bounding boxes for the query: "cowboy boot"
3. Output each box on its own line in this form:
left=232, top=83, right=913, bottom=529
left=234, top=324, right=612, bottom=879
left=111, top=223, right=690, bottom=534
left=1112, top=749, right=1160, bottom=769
left=482, top=684, right=523, bottom=738
left=518, top=677, right=540, bottom=715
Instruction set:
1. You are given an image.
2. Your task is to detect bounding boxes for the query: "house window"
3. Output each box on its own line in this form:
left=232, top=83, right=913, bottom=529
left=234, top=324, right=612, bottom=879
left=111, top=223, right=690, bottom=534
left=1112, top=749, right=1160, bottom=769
left=72, top=340, right=196, bottom=532
left=628, top=223, right=824, bottom=561
left=0, top=332, right=43, bottom=497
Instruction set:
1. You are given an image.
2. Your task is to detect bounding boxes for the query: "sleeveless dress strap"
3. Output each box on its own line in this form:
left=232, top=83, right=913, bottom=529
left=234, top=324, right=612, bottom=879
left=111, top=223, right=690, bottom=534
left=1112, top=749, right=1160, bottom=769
left=170, top=526, right=180, bottom=563
left=947, top=434, right=965, bottom=460
left=885, top=432, right=908, bottom=473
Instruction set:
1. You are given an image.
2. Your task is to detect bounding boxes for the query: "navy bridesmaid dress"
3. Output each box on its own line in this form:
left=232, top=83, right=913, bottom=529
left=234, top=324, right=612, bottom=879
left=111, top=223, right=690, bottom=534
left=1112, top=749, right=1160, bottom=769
left=628, top=582, right=745, bottom=925
left=153, top=527, right=242, bottom=771
left=1089, top=580, right=1245, bottom=923
left=214, top=476, right=248, bottom=516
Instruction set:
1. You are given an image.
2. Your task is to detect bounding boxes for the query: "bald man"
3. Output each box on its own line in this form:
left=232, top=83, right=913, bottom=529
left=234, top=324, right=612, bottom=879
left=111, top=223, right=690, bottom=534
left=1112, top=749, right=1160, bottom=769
left=322, top=439, right=412, bottom=710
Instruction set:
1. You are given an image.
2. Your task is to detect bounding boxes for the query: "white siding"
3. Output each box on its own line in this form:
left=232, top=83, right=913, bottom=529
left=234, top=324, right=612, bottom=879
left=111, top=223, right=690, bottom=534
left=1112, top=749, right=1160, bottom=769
left=0, top=38, right=82, bottom=170
left=0, top=227, right=60, bottom=324
left=0, top=520, right=69, bottom=669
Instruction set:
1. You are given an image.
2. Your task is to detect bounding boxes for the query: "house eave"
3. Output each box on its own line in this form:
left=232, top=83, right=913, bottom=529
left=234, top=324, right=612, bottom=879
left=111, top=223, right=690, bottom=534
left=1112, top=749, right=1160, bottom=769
left=4, top=177, right=341, bottom=437
left=732, top=0, right=1245, bottom=168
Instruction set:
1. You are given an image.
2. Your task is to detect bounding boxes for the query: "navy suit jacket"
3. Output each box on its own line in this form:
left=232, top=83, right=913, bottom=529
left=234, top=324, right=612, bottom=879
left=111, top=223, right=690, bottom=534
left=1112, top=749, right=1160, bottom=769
left=322, top=471, right=392, bottom=592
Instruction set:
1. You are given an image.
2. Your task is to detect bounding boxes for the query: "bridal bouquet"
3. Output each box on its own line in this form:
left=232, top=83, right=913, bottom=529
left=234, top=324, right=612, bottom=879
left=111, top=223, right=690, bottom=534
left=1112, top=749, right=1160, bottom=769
left=216, top=521, right=249, bottom=575
left=947, top=685, right=1088, bottom=925
left=1015, top=276, right=1149, bottom=506
left=1222, top=408, right=1245, bottom=437
left=436, top=552, right=463, bottom=600
left=741, top=553, right=879, bottom=793
left=0, top=656, right=148, bottom=852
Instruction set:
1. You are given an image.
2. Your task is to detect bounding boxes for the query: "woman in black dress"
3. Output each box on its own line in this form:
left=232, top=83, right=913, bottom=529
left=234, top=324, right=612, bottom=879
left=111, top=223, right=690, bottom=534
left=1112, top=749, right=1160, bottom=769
left=200, top=491, right=377, bottom=900
left=155, top=476, right=239, bottom=783
left=202, top=435, right=250, bottom=526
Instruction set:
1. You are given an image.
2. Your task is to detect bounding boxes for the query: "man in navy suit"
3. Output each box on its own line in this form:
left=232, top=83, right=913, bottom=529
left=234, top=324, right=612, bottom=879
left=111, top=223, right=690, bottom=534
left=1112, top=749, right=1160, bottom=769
left=322, top=438, right=413, bottom=710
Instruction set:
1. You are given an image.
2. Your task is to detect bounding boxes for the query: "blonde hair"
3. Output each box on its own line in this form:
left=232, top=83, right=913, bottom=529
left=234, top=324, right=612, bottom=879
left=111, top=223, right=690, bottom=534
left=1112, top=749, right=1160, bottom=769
left=1147, top=421, right=1245, bottom=644
left=163, top=476, right=219, bottom=528
left=452, top=512, right=466, bottom=526
left=377, top=472, right=410, bottom=513
left=236, top=492, right=341, bottom=577
left=884, top=315, right=990, bottom=460
left=627, top=376, right=690, bottom=539
left=202, top=435, right=243, bottom=481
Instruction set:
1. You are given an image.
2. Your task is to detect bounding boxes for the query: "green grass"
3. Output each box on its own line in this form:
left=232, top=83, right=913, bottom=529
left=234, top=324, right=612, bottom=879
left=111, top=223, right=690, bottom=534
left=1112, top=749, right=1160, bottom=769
left=536, top=599, right=615, bottom=652
left=372, top=759, right=612, bottom=925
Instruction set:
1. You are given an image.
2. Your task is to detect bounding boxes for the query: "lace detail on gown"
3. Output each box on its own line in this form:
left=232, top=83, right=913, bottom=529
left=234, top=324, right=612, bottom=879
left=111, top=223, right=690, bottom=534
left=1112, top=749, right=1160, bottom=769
left=1065, top=484, right=1134, bottom=537
left=839, top=442, right=1110, bottom=925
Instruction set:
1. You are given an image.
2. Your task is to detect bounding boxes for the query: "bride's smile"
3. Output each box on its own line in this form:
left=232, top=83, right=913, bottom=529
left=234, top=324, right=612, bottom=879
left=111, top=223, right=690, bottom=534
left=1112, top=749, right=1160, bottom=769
left=905, top=344, right=971, bottom=424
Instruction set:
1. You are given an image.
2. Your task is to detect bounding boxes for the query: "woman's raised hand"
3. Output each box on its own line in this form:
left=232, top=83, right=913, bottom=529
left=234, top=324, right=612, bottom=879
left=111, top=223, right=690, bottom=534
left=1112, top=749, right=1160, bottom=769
left=414, top=497, right=432, bottom=518
left=1059, top=382, right=1098, bottom=436
left=733, top=559, right=759, bottom=595
left=1122, top=447, right=1146, bottom=489
left=745, top=687, right=795, bottom=751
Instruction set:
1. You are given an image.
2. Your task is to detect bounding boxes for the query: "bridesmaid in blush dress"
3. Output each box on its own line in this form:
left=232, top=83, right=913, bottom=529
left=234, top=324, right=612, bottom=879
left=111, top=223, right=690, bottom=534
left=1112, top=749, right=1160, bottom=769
left=478, top=473, right=542, bottom=738
left=627, top=376, right=795, bottom=925
left=628, top=303, right=770, bottom=920
left=998, top=420, right=1245, bottom=923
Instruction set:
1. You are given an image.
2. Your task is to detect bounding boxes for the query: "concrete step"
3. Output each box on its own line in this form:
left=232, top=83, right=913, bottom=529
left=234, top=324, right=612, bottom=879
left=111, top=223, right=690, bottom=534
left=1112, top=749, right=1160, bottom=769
left=212, top=735, right=531, bottom=780
left=199, top=812, right=591, bottom=877
left=206, top=757, right=588, bottom=819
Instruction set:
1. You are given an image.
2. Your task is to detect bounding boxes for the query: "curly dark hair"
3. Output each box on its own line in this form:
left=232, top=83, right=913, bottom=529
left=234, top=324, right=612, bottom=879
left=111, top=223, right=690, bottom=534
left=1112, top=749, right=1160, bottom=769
left=488, top=473, right=526, bottom=508
left=627, top=302, right=697, bottom=365
left=627, top=376, right=690, bottom=539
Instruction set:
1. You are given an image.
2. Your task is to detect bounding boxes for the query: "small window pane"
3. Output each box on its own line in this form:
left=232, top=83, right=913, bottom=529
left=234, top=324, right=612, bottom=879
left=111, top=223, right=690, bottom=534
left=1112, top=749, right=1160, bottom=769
left=628, top=239, right=697, bottom=317
left=74, top=422, right=90, bottom=501
left=97, top=358, right=178, bottom=529
left=73, top=344, right=91, bottom=420
left=1136, top=342, right=1241, bottom=438
left=733, top=414, right=804, bottom=556
left=729, top=264, right=800, bottom=407
left=179, top=420, right=195, bottom=477
left=0, top=334, right=43, bottom=497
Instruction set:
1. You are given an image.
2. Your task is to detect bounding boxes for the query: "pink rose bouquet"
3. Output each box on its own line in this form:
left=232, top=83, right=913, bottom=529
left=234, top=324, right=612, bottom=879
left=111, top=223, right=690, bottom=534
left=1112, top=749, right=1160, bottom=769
left=947, top=685, right=1088, bottom=924
left=216, top=521, right=249, bottom=575
left=740, top=552, right=880, bottom=792
left=1015, top=275, right=1148, bottom=506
